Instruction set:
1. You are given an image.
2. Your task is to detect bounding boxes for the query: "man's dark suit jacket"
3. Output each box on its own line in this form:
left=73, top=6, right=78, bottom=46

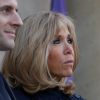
left=0, top=73, right=15, bottom=100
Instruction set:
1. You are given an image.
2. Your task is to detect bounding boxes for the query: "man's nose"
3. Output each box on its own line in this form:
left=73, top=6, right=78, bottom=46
left=10, top=12, right=23, bottom=27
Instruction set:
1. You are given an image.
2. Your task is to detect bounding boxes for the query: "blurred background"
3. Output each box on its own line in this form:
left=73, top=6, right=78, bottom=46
left=1, top=0, right=100, bottom=100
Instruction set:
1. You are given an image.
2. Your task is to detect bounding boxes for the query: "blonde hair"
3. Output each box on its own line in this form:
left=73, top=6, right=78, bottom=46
left=2, top=12, right=79, bottom=94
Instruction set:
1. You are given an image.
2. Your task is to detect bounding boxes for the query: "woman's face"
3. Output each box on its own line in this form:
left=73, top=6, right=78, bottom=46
left=48, top=27, right=74, bottom=78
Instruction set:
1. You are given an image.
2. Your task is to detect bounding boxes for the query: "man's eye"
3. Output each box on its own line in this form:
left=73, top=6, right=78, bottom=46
left=3, top=8, right=12, bottom=14
left=67, top=38, right=73, bottom=44
left=52, top=39, right=61, bottom=44
left=0, top=7, right=12, bottom=15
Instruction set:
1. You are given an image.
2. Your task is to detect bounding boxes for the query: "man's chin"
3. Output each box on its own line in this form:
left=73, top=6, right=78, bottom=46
left=0, top=40, right=15, bottom=51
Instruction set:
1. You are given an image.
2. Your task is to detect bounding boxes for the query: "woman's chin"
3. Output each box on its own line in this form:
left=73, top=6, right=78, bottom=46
left=63, top=70, right=73, bottom=77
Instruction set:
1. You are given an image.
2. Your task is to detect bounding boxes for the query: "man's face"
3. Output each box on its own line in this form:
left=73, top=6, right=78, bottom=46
left=0, top=0, right=23, bottom=50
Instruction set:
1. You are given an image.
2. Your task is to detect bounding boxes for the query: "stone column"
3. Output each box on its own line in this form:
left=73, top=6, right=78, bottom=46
left=68, top=0, right=100, bottom=100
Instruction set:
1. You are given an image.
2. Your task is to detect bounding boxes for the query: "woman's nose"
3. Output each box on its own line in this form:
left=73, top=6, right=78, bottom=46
left=63, top=42, right=72, bottom=55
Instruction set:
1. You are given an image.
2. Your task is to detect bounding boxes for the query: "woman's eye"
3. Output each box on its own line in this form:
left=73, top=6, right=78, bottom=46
left=52, top=38, right=61, bottom=44
left=67, top=38, right=73, bottom=44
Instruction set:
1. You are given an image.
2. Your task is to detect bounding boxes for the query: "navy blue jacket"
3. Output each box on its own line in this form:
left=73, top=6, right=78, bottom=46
left=0, top=73, right=15, bottom=100
left=12, top=87, right=85, bottom=100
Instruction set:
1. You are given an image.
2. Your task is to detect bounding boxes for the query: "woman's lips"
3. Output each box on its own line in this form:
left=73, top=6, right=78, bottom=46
left=63, top=60, right=74, bottom=68
left=64, top=60, right=74, bottom=64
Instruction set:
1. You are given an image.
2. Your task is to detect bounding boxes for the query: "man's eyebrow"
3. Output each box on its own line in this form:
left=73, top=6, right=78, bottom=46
left=0, top=5, right=11, bottom=10
left=0, top=5, right=18, bottom=12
